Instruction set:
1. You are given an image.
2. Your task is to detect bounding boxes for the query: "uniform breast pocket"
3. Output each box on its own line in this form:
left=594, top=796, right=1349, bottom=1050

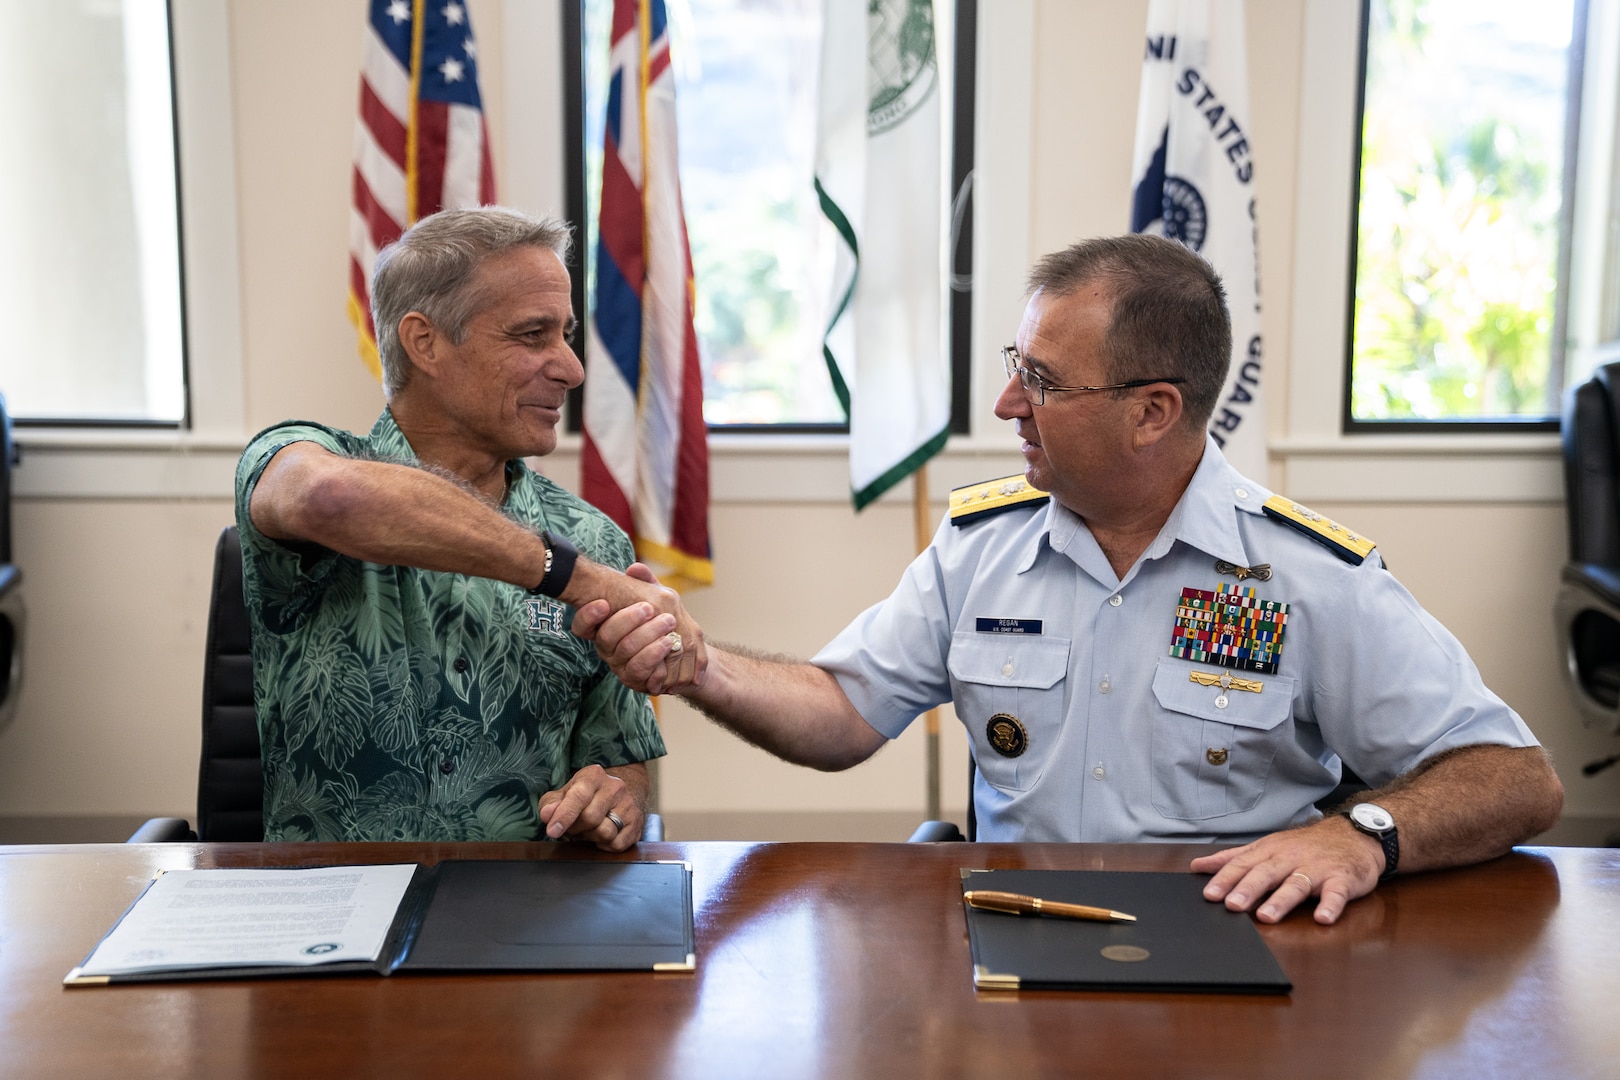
left=1149, top=658, right=1296, bottom=821
left=948, top=633, right=1071, bottom=793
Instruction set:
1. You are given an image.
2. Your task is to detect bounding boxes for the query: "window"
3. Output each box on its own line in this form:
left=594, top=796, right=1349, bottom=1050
left=0, top=0, right=187, bottom=427
left=1345, top=0, right=1581, bottom=429
left=565, top=0, right=974, bottom=433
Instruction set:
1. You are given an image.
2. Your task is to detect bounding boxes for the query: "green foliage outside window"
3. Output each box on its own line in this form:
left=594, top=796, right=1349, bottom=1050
left=1350, top=0, right=1574, bottom=421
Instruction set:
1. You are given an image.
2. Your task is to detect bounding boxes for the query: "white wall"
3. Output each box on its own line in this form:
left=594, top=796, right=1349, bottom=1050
left=2, top=0, right=1613, bottom=838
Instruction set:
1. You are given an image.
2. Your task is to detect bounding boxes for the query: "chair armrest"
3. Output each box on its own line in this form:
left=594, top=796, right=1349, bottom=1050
left=1564, top=562, right=1620, bottom=610
left=907, top=820, right=967, bottom=843
left=127, top=817, right=197, bottom=843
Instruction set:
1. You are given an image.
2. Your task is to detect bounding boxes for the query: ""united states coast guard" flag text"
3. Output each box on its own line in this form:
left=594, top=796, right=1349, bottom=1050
left=816, top=0, right=951, bottom=511
left=348, top=0, right=495, bottom=380
left=582, top=0, right=712, bottom=588
left=1130, top=0, right=1264, bottom=478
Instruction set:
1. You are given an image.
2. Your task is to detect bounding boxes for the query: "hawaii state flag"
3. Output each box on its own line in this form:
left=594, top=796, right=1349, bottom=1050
left=1130, top=0, right=1264, bottom=477
left=583, top=0, right=713, bottom=588
left=348, top=0, right=496, bottom=380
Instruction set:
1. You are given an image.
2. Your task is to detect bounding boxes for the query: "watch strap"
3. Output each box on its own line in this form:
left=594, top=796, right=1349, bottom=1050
left=529, top=531, right=579, bottom=598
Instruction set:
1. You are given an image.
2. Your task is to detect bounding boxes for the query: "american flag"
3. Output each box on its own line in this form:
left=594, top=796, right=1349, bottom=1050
left=582, top=0, right=712, bottom=589
left=347, top=0, right=496, bottom=379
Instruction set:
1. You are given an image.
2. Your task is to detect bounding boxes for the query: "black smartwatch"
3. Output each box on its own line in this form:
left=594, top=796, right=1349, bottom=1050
left=1343, top=802, right=1399, bottom=879
left=529, top=530, right=579, bottom=598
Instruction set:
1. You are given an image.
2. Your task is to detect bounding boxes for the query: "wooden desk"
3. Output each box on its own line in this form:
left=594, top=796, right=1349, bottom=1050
left=1, top=841, right=1616, bottom=1079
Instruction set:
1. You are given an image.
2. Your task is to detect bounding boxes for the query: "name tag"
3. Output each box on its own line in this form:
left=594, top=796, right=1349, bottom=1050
left=976, top=618, right=1042, bottom=635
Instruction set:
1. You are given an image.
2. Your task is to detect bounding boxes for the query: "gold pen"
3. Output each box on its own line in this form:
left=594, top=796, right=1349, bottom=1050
left=963, top=890, right=1137, bottom=923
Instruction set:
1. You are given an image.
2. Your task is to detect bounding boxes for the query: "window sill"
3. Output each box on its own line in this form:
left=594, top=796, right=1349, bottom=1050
left=12, top=432, right=244, bottom=501
left=1274, top=432, right=1562, bottom=503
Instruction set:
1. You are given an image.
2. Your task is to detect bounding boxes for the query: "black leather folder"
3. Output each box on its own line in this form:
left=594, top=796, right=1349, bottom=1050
left=960, top=868, right=1291, bottom=994
left=398, top=859, right=695, bottom=972
left=66, top=859, right=695, bottom=985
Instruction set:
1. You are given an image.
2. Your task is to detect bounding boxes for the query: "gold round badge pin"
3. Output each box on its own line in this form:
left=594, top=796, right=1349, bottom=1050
left=986, top=713, right=1028, bottom=758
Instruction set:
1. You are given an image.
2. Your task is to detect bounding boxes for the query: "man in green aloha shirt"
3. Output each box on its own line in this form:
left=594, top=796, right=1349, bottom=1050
left=234, top=207, right=704, bottom=847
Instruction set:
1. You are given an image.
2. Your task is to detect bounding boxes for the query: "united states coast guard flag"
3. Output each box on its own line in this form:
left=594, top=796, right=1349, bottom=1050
left=582, top=0, right=712, bottom=588
left=348, top=0, right=496, bottom=380
left=1130, top=0, right=1264, bottom=478
left=816, top=0, right=951, bottom=511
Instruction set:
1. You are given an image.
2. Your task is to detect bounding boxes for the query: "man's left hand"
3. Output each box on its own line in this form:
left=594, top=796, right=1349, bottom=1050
left=538, top=764, right=643, bottom=852
left=1190, top=814, right=1384, bottom=925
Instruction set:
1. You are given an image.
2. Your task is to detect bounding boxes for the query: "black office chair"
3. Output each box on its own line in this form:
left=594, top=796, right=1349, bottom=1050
left=129, top=526, right=261, bottom=842
left=1555, top=360, right=1620, bottom=740
left=130, top=526, right=664, bottom=842
left=0, top=391, right=25, bottom=739
left=908, top=759, right=975, bottom=843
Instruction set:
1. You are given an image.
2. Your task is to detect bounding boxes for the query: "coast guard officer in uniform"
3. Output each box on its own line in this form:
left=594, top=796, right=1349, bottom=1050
left=576, top=234, right=1563, bottom=925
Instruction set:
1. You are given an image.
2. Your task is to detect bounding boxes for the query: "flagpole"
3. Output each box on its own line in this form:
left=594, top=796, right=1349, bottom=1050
left=914, top=465, right=941, bottom=822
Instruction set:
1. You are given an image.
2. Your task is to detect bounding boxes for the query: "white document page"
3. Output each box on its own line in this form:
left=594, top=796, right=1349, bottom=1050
left=75, top=864, right=419, bottom=976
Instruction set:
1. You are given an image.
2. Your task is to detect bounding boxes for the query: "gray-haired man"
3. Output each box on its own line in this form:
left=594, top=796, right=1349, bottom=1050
left=236, top=206, right=702, bottom=847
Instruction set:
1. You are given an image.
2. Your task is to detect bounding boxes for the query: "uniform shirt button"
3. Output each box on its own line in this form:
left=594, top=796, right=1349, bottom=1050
left=439, top=758, right=456, bottom=775
left=1108, top=594, right=1123, bottom=607
left=1235, top=487, right=1250, bottom=500
left=1002, top=660, right=1015, bottom=677
left=1092, top=764, right=1107, bottom=780
left=1098, top=677, right=1112, bottom=694
left=453, top=657, right=470, bottom=673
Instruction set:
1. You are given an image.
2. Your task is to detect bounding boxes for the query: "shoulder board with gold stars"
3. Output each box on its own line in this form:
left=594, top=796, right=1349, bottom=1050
left=1261, top=495, right=1376, bottom=565
left=949, top=475, right=1050, bottom=527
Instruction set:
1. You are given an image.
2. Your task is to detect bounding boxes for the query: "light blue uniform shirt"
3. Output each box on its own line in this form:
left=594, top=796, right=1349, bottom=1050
left=814, top=439, right=1538, bottom=843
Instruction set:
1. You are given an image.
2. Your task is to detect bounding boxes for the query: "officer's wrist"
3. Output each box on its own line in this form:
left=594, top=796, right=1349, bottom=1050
left=1328, top=811, right=1388, bottom=877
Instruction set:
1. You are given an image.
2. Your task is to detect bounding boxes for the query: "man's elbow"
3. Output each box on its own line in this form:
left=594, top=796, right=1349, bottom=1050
left=807, top=745, right=877, bottom=773
left=1498, top=746, right=1565, bottom=841
left=804, top=716, right=888, bottom=772
left=1526, top=751, right=1565, bottom=836
left=278, top=460, right=362, bottom=540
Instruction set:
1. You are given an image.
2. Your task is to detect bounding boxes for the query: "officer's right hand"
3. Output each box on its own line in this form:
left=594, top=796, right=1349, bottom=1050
left=574, top=563, right=705, bottom=695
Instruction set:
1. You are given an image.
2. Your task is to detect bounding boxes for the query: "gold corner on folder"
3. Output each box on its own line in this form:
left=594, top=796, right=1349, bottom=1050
left=973, top=965, right=1020, bottom=990
left=653, top=954, right=697, bottom=972
left=62, top=969, right=110, bottom=987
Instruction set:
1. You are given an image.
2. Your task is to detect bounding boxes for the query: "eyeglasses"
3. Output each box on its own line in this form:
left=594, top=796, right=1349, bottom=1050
left=1001, top=345, right=1185, bottom=406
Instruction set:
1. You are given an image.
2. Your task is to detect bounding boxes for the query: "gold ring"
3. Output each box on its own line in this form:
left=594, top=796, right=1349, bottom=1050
left=666, top=631, right=683, bottom=655
left=1289, top=871, right=1312, bottom=891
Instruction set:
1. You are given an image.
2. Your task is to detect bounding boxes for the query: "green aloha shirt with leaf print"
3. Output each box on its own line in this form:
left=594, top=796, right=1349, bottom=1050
left=234, top=410, right=666, bottom=842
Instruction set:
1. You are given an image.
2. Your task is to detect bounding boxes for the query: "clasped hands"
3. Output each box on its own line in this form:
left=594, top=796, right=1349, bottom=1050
left=574, top=563, right=706, bottom=695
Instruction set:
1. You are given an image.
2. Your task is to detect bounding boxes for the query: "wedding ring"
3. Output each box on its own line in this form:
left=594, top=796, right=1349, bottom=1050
left=606, top=811, right=626, bottom=831
left=1289, top=871, right=1312, bottom=891
left=666, top=631, right=683, bottom=655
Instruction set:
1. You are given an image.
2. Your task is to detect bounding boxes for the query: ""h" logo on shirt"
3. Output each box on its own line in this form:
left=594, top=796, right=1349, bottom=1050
left=525, top=598, right=567, bottom=637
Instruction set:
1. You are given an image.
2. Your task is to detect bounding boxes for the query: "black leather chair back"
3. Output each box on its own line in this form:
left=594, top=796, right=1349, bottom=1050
left=197, top=526, right=264, bottom=841
left=0, top=392, right=23, bottom=735
left=1563, top=361, right=1620, bottom=566
left=1556, top=362, right=1620, bottom=732
left=0, top=390, right=16, bottom=566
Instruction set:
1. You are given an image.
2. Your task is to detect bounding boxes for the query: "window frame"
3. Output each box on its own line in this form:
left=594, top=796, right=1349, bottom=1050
left=560, top=0, right=976, bottom=437
left=9, top=0, right=193, bottom=432
left=1339, top=0, right=1583, bottom=435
